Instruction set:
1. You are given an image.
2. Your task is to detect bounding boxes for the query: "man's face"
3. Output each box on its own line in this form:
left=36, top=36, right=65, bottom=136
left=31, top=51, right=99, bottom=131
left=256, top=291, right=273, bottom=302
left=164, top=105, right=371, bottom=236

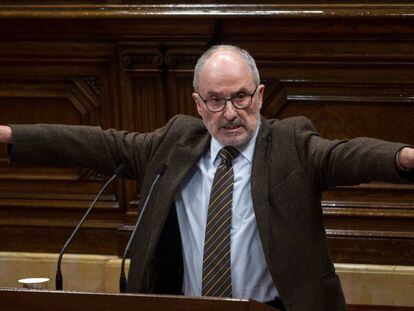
left=192, top=51, right=264, bottom=147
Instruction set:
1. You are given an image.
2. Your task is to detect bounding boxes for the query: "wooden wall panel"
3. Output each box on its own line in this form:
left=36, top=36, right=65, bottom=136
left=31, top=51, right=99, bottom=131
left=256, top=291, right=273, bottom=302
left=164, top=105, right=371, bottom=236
left=164, top=45, right=206, bottom=117
left=0, top=2, right=413, bottom=265
left=261, top=80, right=414, bottom=141
left=166, top=73, right=197, bottom=117
left=0, top=39, right=124, bottom=254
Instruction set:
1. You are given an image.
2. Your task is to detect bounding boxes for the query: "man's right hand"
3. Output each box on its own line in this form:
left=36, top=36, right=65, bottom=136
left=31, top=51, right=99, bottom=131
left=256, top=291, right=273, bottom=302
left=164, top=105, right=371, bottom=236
left=0, top=125, right=12, bottom=144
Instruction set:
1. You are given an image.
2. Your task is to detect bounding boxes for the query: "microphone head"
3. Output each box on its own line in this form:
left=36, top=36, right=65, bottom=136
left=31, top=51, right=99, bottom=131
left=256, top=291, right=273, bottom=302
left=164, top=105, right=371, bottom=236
left=158, top=163, right=167, bottom=176
left=114, top=164, right=128, bottom=178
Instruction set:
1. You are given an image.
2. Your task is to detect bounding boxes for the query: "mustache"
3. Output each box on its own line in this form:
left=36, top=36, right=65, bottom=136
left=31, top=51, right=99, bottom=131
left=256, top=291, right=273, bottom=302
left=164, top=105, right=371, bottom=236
left=221, top=118, right=242, bottom=128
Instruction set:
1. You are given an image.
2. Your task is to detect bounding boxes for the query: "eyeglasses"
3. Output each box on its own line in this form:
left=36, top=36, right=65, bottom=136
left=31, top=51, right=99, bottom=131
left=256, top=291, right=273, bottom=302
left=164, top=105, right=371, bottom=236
left=196, top=86, right=258, bottom=112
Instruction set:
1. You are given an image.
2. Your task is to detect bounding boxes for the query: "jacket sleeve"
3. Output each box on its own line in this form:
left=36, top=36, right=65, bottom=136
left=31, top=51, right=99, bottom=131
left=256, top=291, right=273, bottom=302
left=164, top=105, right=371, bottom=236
left=293, top=116, right=413, bottom=190
left=8, top=116, right=181, bottom=181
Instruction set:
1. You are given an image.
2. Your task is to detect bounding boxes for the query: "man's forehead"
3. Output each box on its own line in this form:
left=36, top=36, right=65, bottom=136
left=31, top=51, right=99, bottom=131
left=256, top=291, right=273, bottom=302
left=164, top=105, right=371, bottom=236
left=203, top=51, right=246, bottom=72
left=198, top=51, right=254, bottom=92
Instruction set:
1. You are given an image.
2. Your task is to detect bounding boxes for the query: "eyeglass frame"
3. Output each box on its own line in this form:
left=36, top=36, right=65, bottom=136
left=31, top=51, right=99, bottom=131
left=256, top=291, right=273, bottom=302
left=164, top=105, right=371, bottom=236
left=195, top=85, right=259, bottom=112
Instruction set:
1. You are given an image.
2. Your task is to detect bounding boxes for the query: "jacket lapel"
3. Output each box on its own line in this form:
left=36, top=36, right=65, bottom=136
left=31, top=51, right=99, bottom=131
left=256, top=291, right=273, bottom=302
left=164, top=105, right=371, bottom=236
left=251, top=119, right=272, bottom=258
left=127, top=130, right=210, bottom=292
left=148, top=132, right=211, bottom=251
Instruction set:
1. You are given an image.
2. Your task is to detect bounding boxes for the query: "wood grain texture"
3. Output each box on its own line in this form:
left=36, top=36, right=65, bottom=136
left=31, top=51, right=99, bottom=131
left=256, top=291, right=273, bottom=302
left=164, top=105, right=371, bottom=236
left=0, top=289, right=277, bottom=311
left=0, top=2, right=412, bottom=266
left=0, top=288, right=411, bottom=311
left=3, top=3, right=414, bottom=19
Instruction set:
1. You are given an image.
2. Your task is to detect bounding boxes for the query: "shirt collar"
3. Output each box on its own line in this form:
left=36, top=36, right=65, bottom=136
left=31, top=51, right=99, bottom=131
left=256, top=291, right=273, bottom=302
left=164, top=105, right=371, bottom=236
left=209, top=124, right=260, bottom=166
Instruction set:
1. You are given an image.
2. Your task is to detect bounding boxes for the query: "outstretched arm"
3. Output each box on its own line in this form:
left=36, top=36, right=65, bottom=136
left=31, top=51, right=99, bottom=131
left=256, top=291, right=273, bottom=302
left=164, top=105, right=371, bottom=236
left=293, top=116, right=414, bottom=188
left=0, top=125, right=12, bottom=144
left=2, top=115, right=183, bottom=181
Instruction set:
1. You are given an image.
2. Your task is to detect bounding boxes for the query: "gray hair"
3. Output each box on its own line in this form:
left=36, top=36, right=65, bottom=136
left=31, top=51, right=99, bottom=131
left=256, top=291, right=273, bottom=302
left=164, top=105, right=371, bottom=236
left=193, top=45, right=260, bottom=92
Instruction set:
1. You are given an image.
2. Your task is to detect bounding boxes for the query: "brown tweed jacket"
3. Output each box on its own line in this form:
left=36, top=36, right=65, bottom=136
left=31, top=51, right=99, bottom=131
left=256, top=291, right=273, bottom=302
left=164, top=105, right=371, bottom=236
left=9, top=115, right=411, bottom=311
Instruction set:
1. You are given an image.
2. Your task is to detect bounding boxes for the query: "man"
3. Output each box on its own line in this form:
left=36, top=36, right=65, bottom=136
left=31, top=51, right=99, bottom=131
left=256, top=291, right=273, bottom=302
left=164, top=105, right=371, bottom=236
left=0, top=45, right=414, bottom=311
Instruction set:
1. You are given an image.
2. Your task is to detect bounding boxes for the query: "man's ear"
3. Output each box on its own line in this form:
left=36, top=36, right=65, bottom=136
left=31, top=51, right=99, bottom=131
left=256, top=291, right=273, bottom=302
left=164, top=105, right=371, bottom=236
left=192, top=93, right=204, bottom=117
left=257, top=84, right=265, bottom=110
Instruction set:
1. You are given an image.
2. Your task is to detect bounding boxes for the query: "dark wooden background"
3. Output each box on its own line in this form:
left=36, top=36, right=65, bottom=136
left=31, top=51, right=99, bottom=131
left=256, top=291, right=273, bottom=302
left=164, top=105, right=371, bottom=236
left=0, top=1, right=413, bottom=265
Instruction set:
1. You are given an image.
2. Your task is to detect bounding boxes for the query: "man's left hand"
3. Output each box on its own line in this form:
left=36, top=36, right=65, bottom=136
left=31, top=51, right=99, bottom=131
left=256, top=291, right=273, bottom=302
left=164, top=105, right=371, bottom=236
left=398, top=147, right=414, bottom=170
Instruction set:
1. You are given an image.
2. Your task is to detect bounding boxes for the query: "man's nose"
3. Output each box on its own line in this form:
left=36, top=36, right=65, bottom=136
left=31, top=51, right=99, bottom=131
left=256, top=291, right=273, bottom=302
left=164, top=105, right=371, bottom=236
left=223, top=100, right=237, bottom=119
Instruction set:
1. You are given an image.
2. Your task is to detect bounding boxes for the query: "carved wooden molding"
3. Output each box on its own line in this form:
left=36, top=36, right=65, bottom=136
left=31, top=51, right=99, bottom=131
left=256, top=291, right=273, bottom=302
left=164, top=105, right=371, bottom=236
left=69, top=78, right=101, bottom=122
left=80, top=76, right=100, bottom=96
left=2, top=4, right=414, bottom=19
left=0, top=78, right=100, bottom=120
left=164, top=52, right=199, bottom=69
left=323, top=201, right=414, bottom=218
left=0, top=193, right=119, bottom=212
left=121, top=49, right=201, bottom=71
left=348, top=305, right=414, bottom=311
left=122, top=53, right=163, bottom=70
left=262, top=80, right=414, bottom=123
left=327, top=229, right=414, bottom=239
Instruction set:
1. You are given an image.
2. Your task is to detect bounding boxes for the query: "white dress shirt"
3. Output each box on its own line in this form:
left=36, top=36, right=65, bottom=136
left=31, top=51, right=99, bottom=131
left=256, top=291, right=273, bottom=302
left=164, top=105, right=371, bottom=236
left=174, top=127, right=279, bottom=302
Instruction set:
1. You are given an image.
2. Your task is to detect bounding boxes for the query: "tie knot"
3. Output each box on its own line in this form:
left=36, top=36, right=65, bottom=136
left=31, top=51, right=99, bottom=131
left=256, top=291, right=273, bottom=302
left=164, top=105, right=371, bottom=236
left=219, top=146, right=239, bottom=165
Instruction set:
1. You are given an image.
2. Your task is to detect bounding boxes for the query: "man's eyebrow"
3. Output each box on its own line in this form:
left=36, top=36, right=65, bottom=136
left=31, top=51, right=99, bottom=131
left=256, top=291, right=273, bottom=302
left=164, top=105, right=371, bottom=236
left=230, top=88, right=249, bottom=97
left=205, top=87, right=250, bottom=98
left=204, top=91, right=221, bottom=98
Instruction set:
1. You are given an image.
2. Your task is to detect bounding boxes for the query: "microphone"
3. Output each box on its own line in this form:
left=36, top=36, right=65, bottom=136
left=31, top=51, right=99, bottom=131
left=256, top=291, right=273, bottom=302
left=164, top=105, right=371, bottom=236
left=119, top=163, right=167, bottom=293
left=55, top=164, right=127, bottom=290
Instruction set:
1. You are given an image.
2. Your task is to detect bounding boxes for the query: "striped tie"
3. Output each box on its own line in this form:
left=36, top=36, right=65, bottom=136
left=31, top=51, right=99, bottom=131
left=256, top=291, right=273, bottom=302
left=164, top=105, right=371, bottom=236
left=202, top=146, right=239, bottom=297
